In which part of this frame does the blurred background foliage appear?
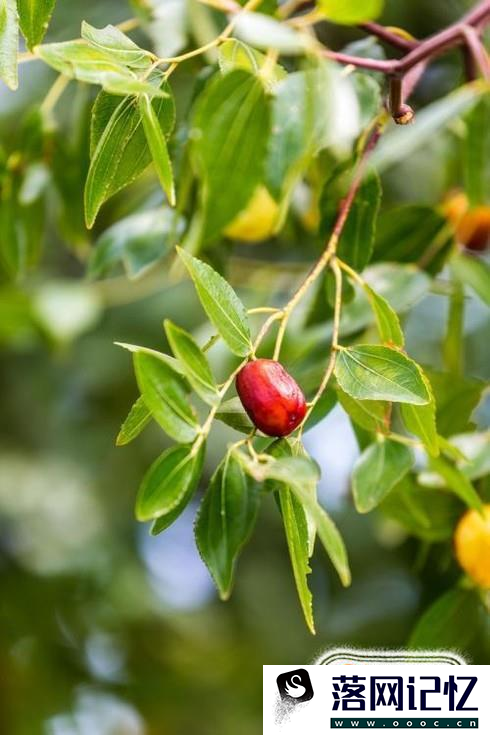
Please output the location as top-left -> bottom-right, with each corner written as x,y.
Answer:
0,0 -> 489,733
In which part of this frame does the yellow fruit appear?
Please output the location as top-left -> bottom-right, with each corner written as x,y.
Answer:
454,505 -> 490,589
224,186 -> 279,242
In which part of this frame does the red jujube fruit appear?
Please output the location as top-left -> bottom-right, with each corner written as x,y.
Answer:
236,359 -> 307,437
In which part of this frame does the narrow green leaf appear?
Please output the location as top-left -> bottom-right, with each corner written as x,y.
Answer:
36,41 -> 133,85
178,248 -> 252,356
463,92 -> 490,206
334,345 -> 431,405
427,369 -> 485,436
319,0 -> 384,24
401,372 -> 439,458
409,587 -> 482,650
216,397 -> 254,434
336,172 -> 381,271
195,453 -> 259,600
18,0 -> 55,50
218,38 -> 286,86
81,21 -> 153,69
266,70 -> 321,201
0,0 -> 18,90
116,395 -> 151,446
336,386 -> 389,433
380,476 -> 461,542
291,482 -> 351,588
372,205 -> 454,275
89,207 -> 185,279
115,342 -> 187,377
425,455 -> 483,512
233,11 -> 310,54
363,283 -> 404,347
136,442 -> 205,522
451,252 -> 490,306
352,438 -> 413,513
85,82 -> 175,227
278,486 -> 315,634
139,94 -> 175,206
164,320 -> 219,406
134,351 -> 199,443
236,450 -> 351,587
192,69 -> 271,241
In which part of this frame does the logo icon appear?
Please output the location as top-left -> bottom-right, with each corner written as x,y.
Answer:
277,669 -> 314,703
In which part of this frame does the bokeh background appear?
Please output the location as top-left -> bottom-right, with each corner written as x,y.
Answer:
0,1 -> 489,733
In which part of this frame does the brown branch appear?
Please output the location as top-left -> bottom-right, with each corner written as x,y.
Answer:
323,0 -> 490,75
359,22 -> 417,51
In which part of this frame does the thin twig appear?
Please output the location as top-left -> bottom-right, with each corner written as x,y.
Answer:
461,25 -> 490,80
359,22 -> 417,51
272,117 -> 384,361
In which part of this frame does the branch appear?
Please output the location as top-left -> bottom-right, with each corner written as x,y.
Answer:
272,119 -> 384,361
323,0 -> 490,76
359,22 -> 417,51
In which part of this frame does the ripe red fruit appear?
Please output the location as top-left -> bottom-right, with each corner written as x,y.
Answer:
236,359 -> 307,437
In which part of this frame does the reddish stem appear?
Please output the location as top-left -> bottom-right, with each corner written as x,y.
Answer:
323,0 -> 490,76
359,21 -> 417,51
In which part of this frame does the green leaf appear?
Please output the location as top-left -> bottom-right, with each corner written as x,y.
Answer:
116,395 -> 151,446
138,94 -> 175,206
401,373 -> 439,458
380,476 -> 462,542
372,205 -> 454,275
334,345 -> 431,405
218,39 -> 286,86
236,450 -> 351,587
319,0 -> 384,24
338,263 -> 431,338
463,92 -> 490,206
409,587 -> 482,650
85,82 -> 175,227
134,351 -> 199,443
0,0 -> 18,90
371,84 -> 484,172
192,69 -> 271,241
353,438 -> 413,513
195,453 -> 259,600
18,0 -> 55,50
216,397 -> 254,434
336,386 -> 389,433
233,11 -> 310,54
363,283 -> 404,348
292,482 -> 351,588
278,486 -> 315,634
266,70 -> 322,201
115,342 -> 187,377
425,455 -> 483,512
81,21 -> 154,69
136,442 -> 205,522
451,252 -> 490,306
89,207 -> 185,279
164,320 -> 219,406
178,249 -> 252,356
427,369 -> 485,436
335,172 -> 381,271
0,170 -> 45,278
36,41 -> 156,90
